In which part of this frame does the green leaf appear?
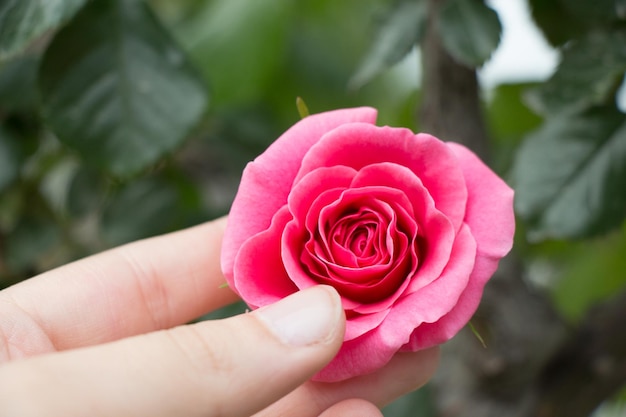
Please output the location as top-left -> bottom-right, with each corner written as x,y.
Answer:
619,0 -> 626,19
101,177 -> 179,246
560,0 -> 625,24
528,0 -> 586,47
513,106 -> 626,240
296,96 -> 310,119
198,300 -> 247,321
0,0 -> 87,61
39,0 -> 208,178
0,126 -> 22,192
5,210 -> 60,273
101,172 -> 203,246
468,321 -> 487,348
526,30 -> 626,115
66,166 -> 107,218
528,0 -> 625,47
0,54 -> 40,111
437,0 -> 502,68
348,0 -> 427,90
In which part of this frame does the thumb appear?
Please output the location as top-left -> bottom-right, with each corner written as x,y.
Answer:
0,286 -> 345,417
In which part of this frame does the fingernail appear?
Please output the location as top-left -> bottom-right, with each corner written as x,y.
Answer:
254,286 -> 342,347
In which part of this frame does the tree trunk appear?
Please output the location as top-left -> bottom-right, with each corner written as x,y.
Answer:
419,0 -> 489,160
534,289 -> 626,417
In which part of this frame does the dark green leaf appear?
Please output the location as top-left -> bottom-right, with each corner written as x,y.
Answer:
0,126 -> 22,192
526,30 -> 626,115
66,166 -> 107,218
39,0 -> 208,177
0,54 -> 40,111
198,301 -> 247,321
0,0 -> 87,61
5,211 -> 60,273
560,0 -> 624,24
437,0 -> 501,67
528,0 -> 624,47
528,0 -> 586,46
619,0 -> 626,19
101,177 -> 180,246
513,106 -> 626,240
101,172 -> 203,246
349,0 -> 427,90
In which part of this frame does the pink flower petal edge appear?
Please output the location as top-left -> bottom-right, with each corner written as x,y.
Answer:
401,142 -> 515,349
222,107 -> 378,284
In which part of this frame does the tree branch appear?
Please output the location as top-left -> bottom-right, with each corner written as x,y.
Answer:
419,0 -> 490,160
534,289 -> 626,417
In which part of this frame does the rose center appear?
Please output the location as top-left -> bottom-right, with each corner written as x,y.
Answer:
331,210 -> 382,262
350,228 -> 369,255
299,188 -> 420,303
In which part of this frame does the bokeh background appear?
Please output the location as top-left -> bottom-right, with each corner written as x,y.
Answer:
1,0 -> 625,416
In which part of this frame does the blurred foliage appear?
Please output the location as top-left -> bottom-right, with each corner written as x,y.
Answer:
39,0 -> 208,177
516,0 -> 626,241
349,0 -> 427,90
437,0 -> 502,67
1,0 -> 626,415
0,0 -> 88,60
513,105 -> 626,240
551,224 -> 626,322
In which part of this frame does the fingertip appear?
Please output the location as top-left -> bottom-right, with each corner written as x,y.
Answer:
253,286 -> 345,349
319,399 -> 383,417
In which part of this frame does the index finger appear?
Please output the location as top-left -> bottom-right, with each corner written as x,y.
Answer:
0,217 -> 238,358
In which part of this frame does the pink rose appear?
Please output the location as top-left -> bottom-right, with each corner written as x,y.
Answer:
221,107 -> 515,382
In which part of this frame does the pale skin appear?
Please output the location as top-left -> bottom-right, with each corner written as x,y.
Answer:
0,217 -> 439,417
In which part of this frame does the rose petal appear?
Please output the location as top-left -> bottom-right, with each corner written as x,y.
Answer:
314,225 -> 477,382
447,142 -> 515,259
400,144 -> 515,348
302,188 -> 418,303
313,332 -> 385,382
222,107 -> 378,280
344,309 -> 389,341
401,253 -> 499,350
282,220 -> 321,291
295,124 -> 468,232
288,165 -> 357,227
377,224 -> 476,338
283,178 -> 350,294
233,206 -> 298,308
349,162 -> 456,296
328,209 -> 389,267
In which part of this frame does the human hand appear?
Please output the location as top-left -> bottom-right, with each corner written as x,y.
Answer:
0,217 -> 439,417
